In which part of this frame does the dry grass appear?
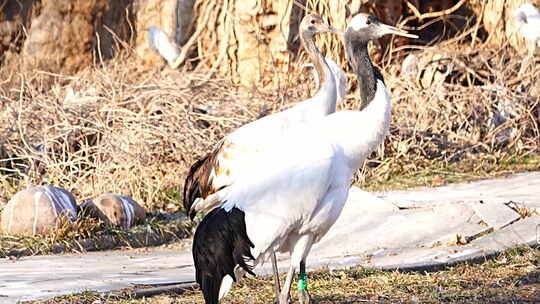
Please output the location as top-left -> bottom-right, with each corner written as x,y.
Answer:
0,50 -> 311,254
0,212 -> 193,258
1,46 -> 538,207
356,43 -> 540,188
30,246 -> 540,303
0,55 -> 277,211
0,24 -> 539,254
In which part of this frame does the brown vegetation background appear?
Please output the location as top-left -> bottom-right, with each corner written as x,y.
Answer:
0,0 -> 539,214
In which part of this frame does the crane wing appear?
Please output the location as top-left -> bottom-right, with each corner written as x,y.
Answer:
184,57 -> 341,218
220,137 -> 339,258
184,139 -> 261,217
184,104 -> 331,217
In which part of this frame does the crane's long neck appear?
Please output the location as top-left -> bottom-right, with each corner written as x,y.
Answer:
346,39 -> 378,108
300,31 -> 336,114
326,36 -> 391,172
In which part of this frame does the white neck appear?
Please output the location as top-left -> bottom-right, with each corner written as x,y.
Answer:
310,63 -> 338,115
324,79 -> 391,172
298,31 -> 338,116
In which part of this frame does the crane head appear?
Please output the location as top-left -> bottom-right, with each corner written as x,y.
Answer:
346,14 -> 418,41
300,14 -> 339,37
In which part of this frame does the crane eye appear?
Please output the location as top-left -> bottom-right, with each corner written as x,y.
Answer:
310,19 -> 316,25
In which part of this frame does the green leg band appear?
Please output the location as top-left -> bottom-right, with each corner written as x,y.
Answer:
297,273 -> 308,290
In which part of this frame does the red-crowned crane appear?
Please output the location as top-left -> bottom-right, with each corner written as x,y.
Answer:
183,14 -> 343,219
192,14 -> 417,304
149,13 -> 343,298
183,14 -> 343,298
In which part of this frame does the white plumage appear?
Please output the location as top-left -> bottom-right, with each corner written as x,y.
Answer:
305,57 -> 348,102
184,14 -> 345,219
192,13 -> 418,304
221,79 -> 391,258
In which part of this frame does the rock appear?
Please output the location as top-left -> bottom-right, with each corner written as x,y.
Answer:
81,194 -> 146,229
0,186 -> 78,236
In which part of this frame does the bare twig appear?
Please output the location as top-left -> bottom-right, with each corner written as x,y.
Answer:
407,0 -> 468,21
171,0 -> 216,69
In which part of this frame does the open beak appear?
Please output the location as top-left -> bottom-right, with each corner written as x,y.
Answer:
379,23 -> 419,39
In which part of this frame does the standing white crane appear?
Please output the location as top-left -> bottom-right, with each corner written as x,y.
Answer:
184,14 -> 343,298
192,13 -> 417,304
183,14 -> 343,220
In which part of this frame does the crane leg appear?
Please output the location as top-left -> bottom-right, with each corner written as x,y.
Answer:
277,233 -> 314,304
297,259 -> 310,304
278,263 -> 295,304
271,252 -> 282,302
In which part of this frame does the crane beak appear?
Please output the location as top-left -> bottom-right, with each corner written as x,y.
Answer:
379,23 -> 418,39
327,25 -> 340,34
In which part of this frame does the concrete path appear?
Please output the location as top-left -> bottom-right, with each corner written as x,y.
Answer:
1,172 -> 539,303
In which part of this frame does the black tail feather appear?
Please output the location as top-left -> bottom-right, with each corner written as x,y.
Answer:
183,140 -> 224,219
183,155 -> 209,216
193,207 -> 255,304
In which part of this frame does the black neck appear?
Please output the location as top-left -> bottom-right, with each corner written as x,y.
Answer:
345,38 -> 383,108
